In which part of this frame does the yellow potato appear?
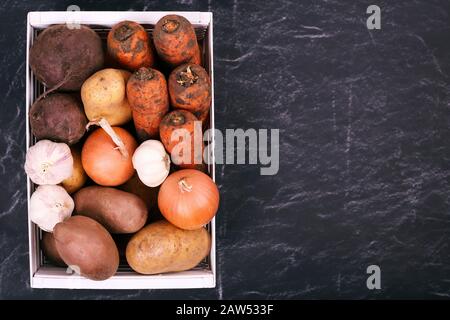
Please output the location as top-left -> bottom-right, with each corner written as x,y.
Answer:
126,220 -> 211,275
61,146 -> 87,194
81,68 -> 132,125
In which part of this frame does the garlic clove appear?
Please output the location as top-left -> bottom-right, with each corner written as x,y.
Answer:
29,185 -> 74,232
25,140 -> 73,185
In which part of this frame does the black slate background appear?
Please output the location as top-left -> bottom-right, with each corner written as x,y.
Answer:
1,0 -> 450,299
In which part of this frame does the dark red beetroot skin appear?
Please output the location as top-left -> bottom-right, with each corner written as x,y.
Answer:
30,24 -> 104,91
29,93 -> 87,145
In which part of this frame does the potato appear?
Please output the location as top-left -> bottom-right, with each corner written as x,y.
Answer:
74,186 -> 147,233
41,232 -> 66,267
61,146 -> 87,194
53,216 -> 119,280
126,220 -> 211,274
30,93 -> 87,145
30,25 -> 103,91
81,68 -> 132,125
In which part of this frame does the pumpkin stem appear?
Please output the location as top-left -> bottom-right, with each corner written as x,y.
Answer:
178,178 -> 193,193
86,118 -> 129,158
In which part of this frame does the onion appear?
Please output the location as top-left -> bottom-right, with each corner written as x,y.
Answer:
158,169 -> 219,230
81,121 -> 137,186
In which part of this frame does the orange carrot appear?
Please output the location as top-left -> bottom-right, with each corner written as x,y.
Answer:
126,67 -> 169,140
168,64 -> 211,120
196,108 -> 210,129
153,15 -> 200,67
188,43 -> 202,65
107,21 -> 154,70
159,110 -> 203,169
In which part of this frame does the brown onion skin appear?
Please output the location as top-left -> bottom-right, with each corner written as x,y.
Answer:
81,127 -> 137,186
158,169 -> 219,230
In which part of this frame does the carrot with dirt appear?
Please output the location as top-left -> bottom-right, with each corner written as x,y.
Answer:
196,108 -> 210,129
168,64 -> 211,120
159,110 -> 204,169
107,21 -> 154,70
188,42 -> 202,65
153,15 -> 200,67
127,67 -> 169,140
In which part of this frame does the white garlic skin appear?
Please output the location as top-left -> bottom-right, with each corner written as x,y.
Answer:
25,140 -> 73,185
132,140 -> 170,187
29,185 -> 74,232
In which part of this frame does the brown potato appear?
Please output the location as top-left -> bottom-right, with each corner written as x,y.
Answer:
41,232 -> 66,267
53,216 -> 119,281
74,186 -> 147,233
126,220 -> 211,274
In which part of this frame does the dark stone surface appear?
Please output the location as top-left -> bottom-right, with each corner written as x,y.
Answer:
1,0 -> 450,299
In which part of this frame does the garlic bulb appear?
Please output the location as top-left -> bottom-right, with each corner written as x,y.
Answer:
25,140 -> 73,185
132,140 -> 170,187
29,185 -> 74,232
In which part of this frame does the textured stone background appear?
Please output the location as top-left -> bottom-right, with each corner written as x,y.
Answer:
1,0 -> 450,299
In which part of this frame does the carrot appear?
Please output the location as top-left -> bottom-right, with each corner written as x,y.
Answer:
168,64 -> 211,120
159,110 -> 203,169
188,43 -> 202,65
153,15 -> 200,67
107,21 -> 154,70
127,67 -> 169,141
197,108 -> 210,129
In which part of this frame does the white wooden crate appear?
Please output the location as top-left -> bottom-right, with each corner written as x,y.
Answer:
26,11 -> 216,289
